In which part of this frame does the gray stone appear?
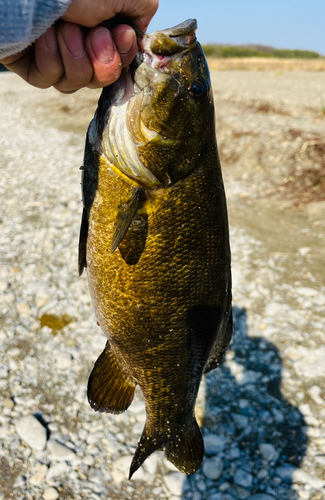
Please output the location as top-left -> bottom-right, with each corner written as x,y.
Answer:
234,469 -> 253,488
232,413 -> 248,429
204,434 -> 226,455
47,439 -> 75,461
235,486 -> 251,499
15,415 -> 47,451
259,443 -> 279,462
237,370 -> 262,385
275,464 -> 296,483
202,456 -> 224,480
247,495 -> 275,500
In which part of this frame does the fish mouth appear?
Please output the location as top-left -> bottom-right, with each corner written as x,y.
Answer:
133,18 -> 197,78
108,19 -> 198,106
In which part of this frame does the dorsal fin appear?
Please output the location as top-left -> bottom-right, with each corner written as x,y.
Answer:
78,208 -> 88,276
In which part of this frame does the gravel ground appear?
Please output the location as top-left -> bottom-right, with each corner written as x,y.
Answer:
0,71 -> 324,500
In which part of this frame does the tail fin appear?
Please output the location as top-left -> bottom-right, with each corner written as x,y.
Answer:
165,419 -> 204,474
129,425 -> 163,479
129,419 -> 204,479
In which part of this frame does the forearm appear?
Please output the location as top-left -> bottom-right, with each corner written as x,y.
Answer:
0,0 -> 71,58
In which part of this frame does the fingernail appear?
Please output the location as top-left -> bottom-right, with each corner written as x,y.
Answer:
92,27 -> 114,64
115,29 -> 134,56
62,24 -> 85,58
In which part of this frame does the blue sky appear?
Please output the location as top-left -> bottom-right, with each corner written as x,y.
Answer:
148,0 -> 325,54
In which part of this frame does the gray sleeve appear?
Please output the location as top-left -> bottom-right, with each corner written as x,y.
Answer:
0,0 -> 72,58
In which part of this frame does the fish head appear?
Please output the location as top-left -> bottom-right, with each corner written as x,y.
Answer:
98,19 -> 215,189
127,19 -> 214,187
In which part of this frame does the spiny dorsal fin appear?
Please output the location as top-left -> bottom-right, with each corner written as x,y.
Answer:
111,188 -> 146,254
78,208 -> 88,276
87,341 -> 136,414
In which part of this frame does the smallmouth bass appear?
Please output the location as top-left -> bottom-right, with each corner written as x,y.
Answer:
79,19 -> 232,478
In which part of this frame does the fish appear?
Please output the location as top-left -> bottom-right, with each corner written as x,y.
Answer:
78,18 -> 232,478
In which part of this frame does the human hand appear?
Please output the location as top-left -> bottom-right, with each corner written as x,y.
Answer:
0,0 -> 158,93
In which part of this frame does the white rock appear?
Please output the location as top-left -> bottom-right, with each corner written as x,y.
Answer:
298,247 -> 311,256
163,472 -> 185,496
15,415 -> 47,450
144,453 -> 158,475
46,463 -> 70,483
30,464 -> 48,486
56,353 -> 72,370
129,400 -> 146,414
91,333 -> 106,351
294,347 -> 325,378
234,469 -> 253,488
0,366 -> 8,379
86,431 -> 104,445
111,469 -> 124,484
259,443 -> 279,462
315,455 -> 325,466
308,386 -> 324,405
43,487 -> 59,500
292,469 -> 325,489
296,287 -> 318,297
204,434 -> 226,455
113,455 -> 133,476
202,456 -> 223,480
47,439 -> 75,461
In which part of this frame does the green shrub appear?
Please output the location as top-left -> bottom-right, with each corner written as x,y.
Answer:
201,44 -> 322,59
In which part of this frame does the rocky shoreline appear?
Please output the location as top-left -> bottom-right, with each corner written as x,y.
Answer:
0,71 -> 324,500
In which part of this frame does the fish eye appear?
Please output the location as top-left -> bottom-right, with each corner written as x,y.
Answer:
188,78 -> 208,103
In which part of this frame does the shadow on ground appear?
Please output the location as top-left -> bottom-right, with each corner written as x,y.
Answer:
183,306 -> 307,499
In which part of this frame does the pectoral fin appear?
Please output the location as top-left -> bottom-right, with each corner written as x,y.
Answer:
111,188 -> 146,254
87,341 -> 136,414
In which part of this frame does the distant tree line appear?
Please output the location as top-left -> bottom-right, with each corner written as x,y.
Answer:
201,44 -> 322,59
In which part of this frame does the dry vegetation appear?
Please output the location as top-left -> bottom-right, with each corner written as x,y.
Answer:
207,57 -> 325,71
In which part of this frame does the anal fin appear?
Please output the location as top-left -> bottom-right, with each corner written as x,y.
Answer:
87,341 -> 136,414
